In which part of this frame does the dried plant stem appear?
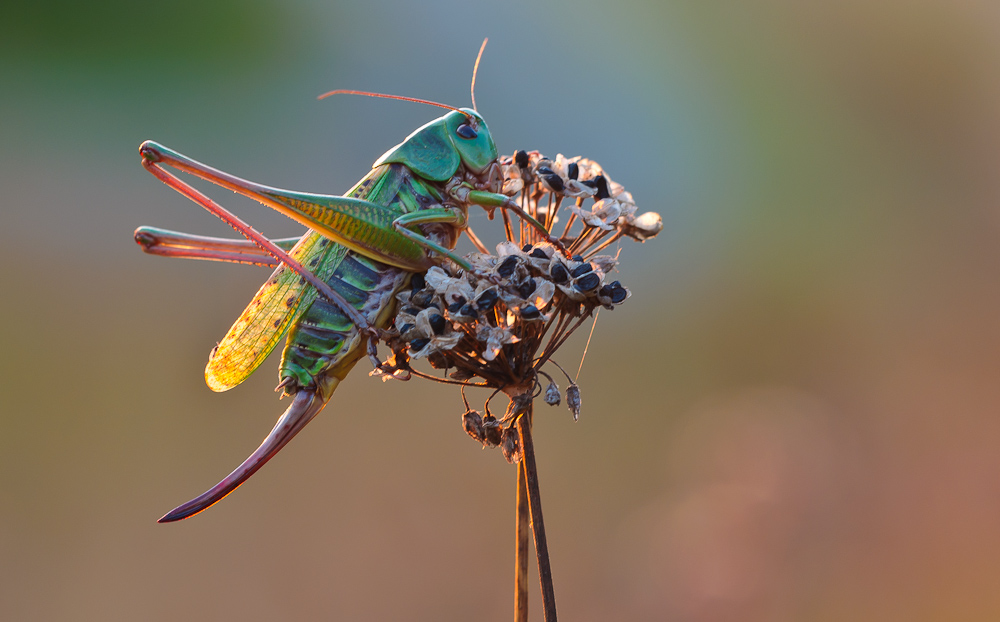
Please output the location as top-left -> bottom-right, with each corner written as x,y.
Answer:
514,460 -> 529,622
516,406 -> 558,621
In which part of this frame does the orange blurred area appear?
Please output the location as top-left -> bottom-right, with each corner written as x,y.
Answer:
3,1 -> 1000,620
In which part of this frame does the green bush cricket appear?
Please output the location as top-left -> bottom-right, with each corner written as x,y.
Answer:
136,42 -> 565,522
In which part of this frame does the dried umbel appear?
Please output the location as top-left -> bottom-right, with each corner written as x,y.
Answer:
379,151 -> 661,458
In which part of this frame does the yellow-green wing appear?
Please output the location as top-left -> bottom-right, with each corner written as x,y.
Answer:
203,164 -> 406,392
205,233 -> 347,392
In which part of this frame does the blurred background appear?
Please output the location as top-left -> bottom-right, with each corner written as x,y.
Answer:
3,1 -> 1000,620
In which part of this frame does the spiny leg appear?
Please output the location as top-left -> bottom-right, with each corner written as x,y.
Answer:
140,142 -> 381,345
135,226 -> 301,267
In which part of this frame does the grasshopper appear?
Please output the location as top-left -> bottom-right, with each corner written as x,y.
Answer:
137,57 -> 565,522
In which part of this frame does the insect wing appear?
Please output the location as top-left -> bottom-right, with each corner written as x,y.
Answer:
205,232 -> 348,392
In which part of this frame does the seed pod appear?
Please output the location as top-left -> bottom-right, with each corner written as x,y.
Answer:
482,414 -> 502,447
521,243 -> 533,253
574,272 -> 601,293
409,337 -> 430,352
497,255 -> 519,279
610,282 -> 629,304
520,304 -> 541,320
570,262 -> 593,278
593,175 -> 610,200
476,288 -> 499,311
539,173 -> 564,193
516,278 -> 536,299
410,272 -> 426,291
463,409 -> 485,443
514,149 -> 530,168
566,161 -> 579,180
529,248 -> 548,259
550,262 -> 570,284
544,380 -> 560,406
500,427 -> 522,463
453,304 -> 478,322
566,383 -> 581,421
428,313 -> 447,335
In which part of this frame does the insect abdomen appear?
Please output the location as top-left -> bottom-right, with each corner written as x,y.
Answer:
279,253 -> 407,394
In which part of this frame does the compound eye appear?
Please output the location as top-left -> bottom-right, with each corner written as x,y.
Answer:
456,123 -> 478,139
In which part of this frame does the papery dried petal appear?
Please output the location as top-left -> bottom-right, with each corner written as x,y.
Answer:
568,205 -> 615,231
530,280 -> 556,310
563,179 -> 596,198
621,211 -> 663,241
501,177 -> 524,196
496,240 -> 522,257
590,255 -> 618,274
476,324 -> 519,361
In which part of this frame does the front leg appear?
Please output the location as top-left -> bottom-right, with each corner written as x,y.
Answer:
391,207 -> 474,270
450,185 -> 569,254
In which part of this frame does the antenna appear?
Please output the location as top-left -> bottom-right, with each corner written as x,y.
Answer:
318,90 -> 472,122
471,38 -> 488,112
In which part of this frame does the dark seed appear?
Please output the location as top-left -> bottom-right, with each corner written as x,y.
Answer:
599,284 -> 614,298
514,150 -> 529,168
570,263 -> 593,277
536,166 -> 555,176
522,243 -> 533,252
410,273 -> 425,291
580,179 -> 598,190
459,304 -> 478,319
550,263 -> 570,283
574,273 -> 601,292
566,162 -> 579,180
517,278 -> 536,299
403,306 -> 421,316
409,338 -> 430,351
429,314 -> 446,335
448,300 -> 464,314
476,289 -> 499,311
609,280 -> 621,289
572,254 -> 584,263
610,286 -> 628,304
398,323 -> 414,335
520,304 -> 541,319
541,173 -> 564,193
530,248 -> 548,259
497,255 -> 518,278
593,175 -> 610,200
410,290 -> 434,307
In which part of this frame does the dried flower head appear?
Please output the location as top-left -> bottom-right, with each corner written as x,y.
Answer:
378,150 -> 661,457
